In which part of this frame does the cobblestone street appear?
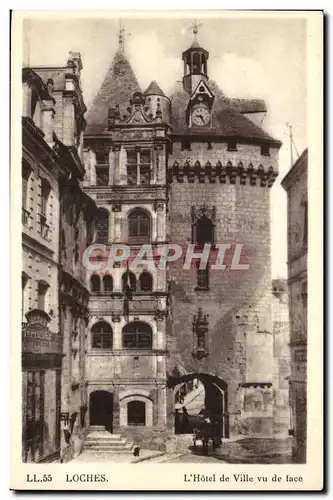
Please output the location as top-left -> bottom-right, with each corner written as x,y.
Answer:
70,437 -> 293,464
161,437 -> 294,464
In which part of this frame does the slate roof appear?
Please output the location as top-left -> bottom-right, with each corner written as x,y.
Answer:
84,46 -> 279,145
169,81 -> 280,145
143,80 -> 167,97
85,50 -> 141,135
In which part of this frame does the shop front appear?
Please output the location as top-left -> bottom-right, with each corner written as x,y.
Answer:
22,309 -> 62,463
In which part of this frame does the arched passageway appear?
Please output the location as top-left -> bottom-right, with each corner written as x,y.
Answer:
89,390 -> 114,432
167,372 -> 229,438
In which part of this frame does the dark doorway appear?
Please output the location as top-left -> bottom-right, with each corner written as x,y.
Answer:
168,373 -> 229,438
89,391 -> 113,432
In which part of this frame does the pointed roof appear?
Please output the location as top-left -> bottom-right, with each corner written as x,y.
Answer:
169,81 -> 281,146
143,80 -> 166,97
85,50 -> 141,135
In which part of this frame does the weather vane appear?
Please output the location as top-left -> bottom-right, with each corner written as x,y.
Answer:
189,20 -> 203,41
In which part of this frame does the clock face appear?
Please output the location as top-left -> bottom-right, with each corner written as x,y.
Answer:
192,106 -> 210,126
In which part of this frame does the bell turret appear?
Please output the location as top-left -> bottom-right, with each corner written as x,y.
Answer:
182,22 -> 209,94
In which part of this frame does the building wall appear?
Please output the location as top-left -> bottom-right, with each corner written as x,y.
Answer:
167,141 -> 278,435
22,56 -> 93,463
59,195 -> 92,462
22,153 -> 60,331
282,149 -> 308,463
83,123 -> 169,444
21,70 -> 62,462
271,281 -> 291,435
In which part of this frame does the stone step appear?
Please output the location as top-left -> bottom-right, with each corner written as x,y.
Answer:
83,448 -> 134,455
84,443 -> 134,453
86,433 -> 123,440
85,442 -> 132,449
85,440 -> 128,447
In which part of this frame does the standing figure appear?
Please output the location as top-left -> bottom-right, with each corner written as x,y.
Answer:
182,406 -> 191,434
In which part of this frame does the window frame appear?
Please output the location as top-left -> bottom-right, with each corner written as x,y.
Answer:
126,149 -> 152,185
22,160 -> 31,212
37,281 -> 49,311
122,321 -> 153,350
91,321 -> 113,350
192,215 -> 214,246
128,209 -> 151,243
96,208 -> 109,243
122,271 -> 136,292
139,271 -> 153,292
227,140 -> 237,152
127,400 -> 146,426
96,166 -> 109,186
40,178 -> 51,218
90,274 -> 101,294
102,274 -> 113,293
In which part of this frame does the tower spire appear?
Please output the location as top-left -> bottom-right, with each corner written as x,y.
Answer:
117,20 -> 131,55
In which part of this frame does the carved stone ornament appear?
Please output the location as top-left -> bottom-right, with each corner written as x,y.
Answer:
112,313 -> 121,323
112,202 -> 122,212
154,201 -> 164,212
154,308 -> 165,322
191,205 -> 216,224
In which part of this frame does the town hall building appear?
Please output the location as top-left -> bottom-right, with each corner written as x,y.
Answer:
82,25 -> 283,450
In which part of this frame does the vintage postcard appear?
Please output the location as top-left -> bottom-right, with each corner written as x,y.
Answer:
10,10 -> 323,491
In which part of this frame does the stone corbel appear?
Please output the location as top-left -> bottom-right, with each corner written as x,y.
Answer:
176,166 -> 184,183
112,313 -> 121,323
198,169 -> 205,183
154,201 -> 164,212
154,309 -> 165,322
238,162 -> 247,185
247,164 -> 257,186
227,162 -> 236,184
219,164 -> 227,184
267,167 -> 278,188
188,168 -> 195,183
112,202 -> 122,212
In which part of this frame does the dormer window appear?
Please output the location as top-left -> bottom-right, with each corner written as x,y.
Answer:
181,141 -> 191,151
227,140 -> 237,152
261,145 -> 270,156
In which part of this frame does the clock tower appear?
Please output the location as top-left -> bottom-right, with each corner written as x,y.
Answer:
182,22 -> 209,95
182,23 -> 214,128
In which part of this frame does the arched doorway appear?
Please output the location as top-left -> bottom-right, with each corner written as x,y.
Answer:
89,391 -> 113,432
168,372 -> 229,438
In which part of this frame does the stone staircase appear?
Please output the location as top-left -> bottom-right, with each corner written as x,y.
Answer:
181,384 -> 205,413
84,427 -> 134,454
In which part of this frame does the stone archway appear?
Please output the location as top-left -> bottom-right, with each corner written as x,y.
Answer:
167,372 -> 229,438
89,390 -> 114,432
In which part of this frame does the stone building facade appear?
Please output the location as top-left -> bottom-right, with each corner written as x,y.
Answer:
21,53 -> 96,462
82,29 -> 284,447
271,279 -> 291,434
22,67 -> 62,463
282,149 -> 308,463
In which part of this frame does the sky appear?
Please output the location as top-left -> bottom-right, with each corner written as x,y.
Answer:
23,14 -> 307,278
